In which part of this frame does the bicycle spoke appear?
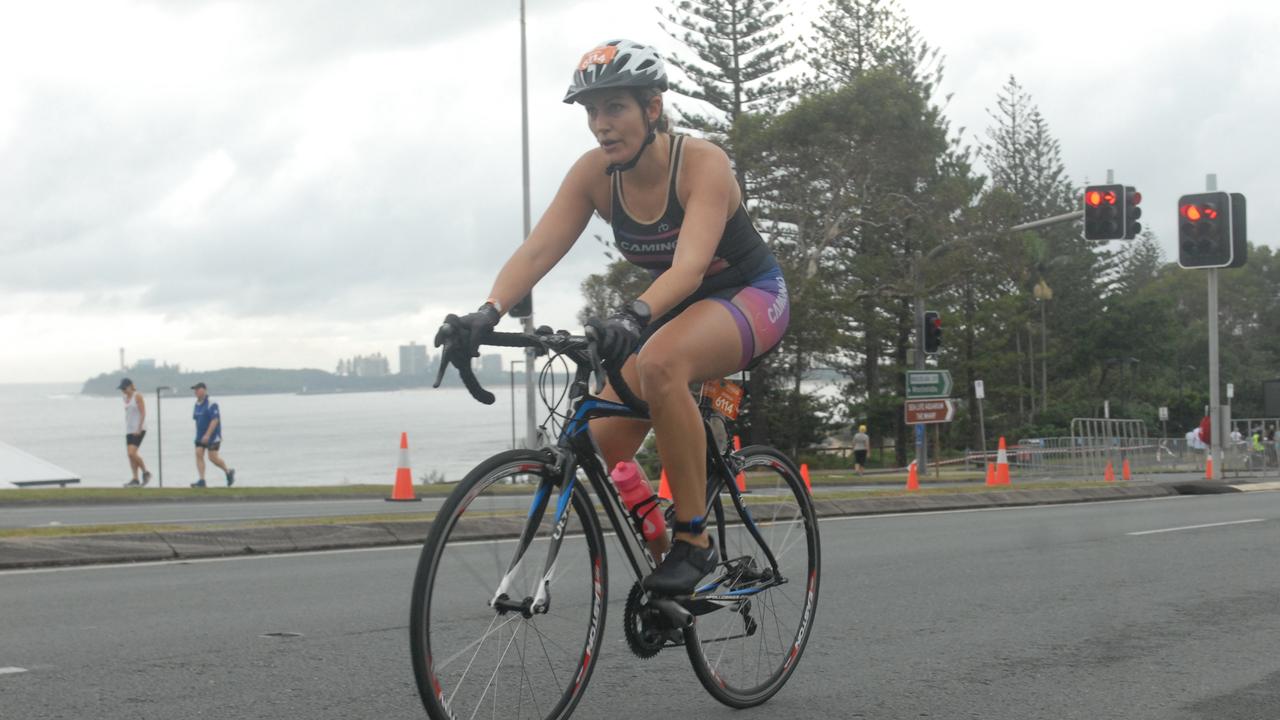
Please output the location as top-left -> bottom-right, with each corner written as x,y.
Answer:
412,453 -> 606,720
687,446 -> 818,708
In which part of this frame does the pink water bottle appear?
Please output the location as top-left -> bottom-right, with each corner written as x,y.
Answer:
611,461 -> 667,555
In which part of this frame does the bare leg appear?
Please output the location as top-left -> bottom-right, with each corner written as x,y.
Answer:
588,354 -> 666,557
636,300 -> 743,548
208,450 -> 230,474
195,447 -> 207,480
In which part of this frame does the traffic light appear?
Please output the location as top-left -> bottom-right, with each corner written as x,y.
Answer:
1177,192 -> 1232,268
1123,186 -> 1142,239
1229,193 -> 1248,268
923,311 -> 942,354
509,292 -> 533,318
1083,184 -> 1125,240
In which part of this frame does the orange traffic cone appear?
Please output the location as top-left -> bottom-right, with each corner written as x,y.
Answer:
799,463 -> 812,493
1121,458 -> 1132,482
1204,456 -> 1213,479
985,460 -> 996,486
658,468 -> 673,500
906,460 -> 920,491
1104,460 -> 1116,483
387,432 -> 420,502
995,437 -> 1011,486
732,436 -> 748,492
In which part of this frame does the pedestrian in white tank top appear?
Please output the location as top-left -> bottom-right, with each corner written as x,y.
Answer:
119,378 -> 152,487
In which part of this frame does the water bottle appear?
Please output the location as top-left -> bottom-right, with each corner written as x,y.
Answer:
610,461 -> 668,557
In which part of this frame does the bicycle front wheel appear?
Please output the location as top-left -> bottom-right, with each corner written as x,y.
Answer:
685,444 -> 820,708
410,450 -> 607,720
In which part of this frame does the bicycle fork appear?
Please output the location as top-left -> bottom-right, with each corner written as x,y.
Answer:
490,463 -> 577,617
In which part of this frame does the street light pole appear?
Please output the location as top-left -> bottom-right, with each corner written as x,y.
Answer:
518,0 -> 538,450
155,386 -> 172,488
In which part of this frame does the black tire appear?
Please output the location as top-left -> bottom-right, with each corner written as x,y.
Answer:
684,444 -> 821,708
410,450 -> 608,720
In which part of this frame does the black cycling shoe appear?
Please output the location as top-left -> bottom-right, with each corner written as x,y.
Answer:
642,537 -> 718,596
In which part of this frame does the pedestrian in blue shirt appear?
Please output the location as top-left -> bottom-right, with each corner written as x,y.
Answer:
191,382 -> 236,488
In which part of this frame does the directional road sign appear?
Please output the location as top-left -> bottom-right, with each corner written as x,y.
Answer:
905,398 -> 956,424
906,370 -> 953,399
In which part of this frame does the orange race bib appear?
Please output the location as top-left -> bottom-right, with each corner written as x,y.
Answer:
701,379 -> 744,420
578,45 -> 618,70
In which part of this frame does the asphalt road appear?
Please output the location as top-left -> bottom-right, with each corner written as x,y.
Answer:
4,491 -> 1280,719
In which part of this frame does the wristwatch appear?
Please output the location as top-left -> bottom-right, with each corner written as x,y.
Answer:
627,299 -> 652,327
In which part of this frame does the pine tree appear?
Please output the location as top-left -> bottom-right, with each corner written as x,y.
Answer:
803,0 -> 941,94
658,0 -> 794,137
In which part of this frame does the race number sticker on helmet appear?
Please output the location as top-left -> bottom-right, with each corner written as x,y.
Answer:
578,45 -> 618,70
563,39 -> 668,104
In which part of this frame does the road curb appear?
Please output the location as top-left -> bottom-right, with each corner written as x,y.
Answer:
0,483 -> 1182,570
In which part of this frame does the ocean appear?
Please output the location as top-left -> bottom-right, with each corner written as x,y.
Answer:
0,382 -> 534,489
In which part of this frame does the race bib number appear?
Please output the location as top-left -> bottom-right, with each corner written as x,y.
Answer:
701,379 -> 743,420
578,45 -> 618,70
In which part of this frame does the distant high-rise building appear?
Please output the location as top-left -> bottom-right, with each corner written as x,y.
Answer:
136,358 -> 157,370
399,343 -> 428,376
350,352 -> 390,377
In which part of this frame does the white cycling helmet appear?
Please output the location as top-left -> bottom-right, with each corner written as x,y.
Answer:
563,39 -> 668,104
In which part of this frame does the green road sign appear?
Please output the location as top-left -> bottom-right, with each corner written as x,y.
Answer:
906,370 -> 952,399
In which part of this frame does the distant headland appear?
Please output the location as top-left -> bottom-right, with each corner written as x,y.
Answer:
80,356 -> 529,397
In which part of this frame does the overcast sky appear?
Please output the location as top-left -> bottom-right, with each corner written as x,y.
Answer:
1,0 -> 1275,383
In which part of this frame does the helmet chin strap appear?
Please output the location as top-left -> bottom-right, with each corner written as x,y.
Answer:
605,112 -> 658,176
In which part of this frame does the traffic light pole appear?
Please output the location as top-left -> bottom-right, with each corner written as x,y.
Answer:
913,251 -> 927,473
1206,173 -> 1223,479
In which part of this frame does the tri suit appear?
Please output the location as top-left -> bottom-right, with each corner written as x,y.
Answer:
609,134 -> 789,370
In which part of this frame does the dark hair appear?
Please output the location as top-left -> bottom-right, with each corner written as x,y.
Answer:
631,87 -> 670,133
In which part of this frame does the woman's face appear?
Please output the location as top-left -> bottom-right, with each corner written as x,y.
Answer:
580,90 -> 658,164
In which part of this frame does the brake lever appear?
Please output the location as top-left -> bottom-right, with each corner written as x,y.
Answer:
432,324 -> 453,389
583,326 -> 607,394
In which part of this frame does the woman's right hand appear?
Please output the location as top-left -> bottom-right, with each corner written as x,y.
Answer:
435,303 -> 501,359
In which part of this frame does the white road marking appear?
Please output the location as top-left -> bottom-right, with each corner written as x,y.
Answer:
1127,518 -> 1266,536
0,667 -> 28,675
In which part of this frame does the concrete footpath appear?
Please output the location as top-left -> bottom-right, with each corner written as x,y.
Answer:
0,481 -> 1238,570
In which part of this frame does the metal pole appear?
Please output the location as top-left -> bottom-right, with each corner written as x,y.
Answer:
155,386 -> 171,488
1206,173 -> 1222,479
913,251 -> 927,472
1040,298 -> 1048,412
977,395 -> 987,464
510,363 -> 517,449
519,0 -> 537,449
1009,210 -> 1083,232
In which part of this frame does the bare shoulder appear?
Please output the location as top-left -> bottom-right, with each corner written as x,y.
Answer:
676,136 -> 738,207
679,136 -> 732,173
565,146 -> 612,213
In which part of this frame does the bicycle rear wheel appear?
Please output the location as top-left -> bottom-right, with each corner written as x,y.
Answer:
685,444 -> 820,708
410,450 -> 607,720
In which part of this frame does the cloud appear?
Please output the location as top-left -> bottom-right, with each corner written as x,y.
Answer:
3,0 -> 1276,381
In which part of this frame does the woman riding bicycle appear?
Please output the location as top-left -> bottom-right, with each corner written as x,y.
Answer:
438,39 -> 789,596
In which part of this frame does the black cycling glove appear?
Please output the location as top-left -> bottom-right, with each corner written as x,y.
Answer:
435,303 -> 501,360
586,300 -> 651,367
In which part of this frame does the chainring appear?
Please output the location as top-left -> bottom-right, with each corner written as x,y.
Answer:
623,582 -> 678,659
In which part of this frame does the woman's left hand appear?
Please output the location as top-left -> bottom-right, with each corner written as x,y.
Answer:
585,308 -> 644,366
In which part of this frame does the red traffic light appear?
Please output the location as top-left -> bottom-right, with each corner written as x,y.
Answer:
1084,189 -> 1117,206
1181,204 -> 1202,222
1130,191 -> 1142,205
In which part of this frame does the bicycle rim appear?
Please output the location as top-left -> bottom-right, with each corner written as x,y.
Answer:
410,450 -> 607,720
685,445 -> 820,708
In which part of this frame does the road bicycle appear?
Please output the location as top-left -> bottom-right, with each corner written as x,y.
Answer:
410,325 -> 820,720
